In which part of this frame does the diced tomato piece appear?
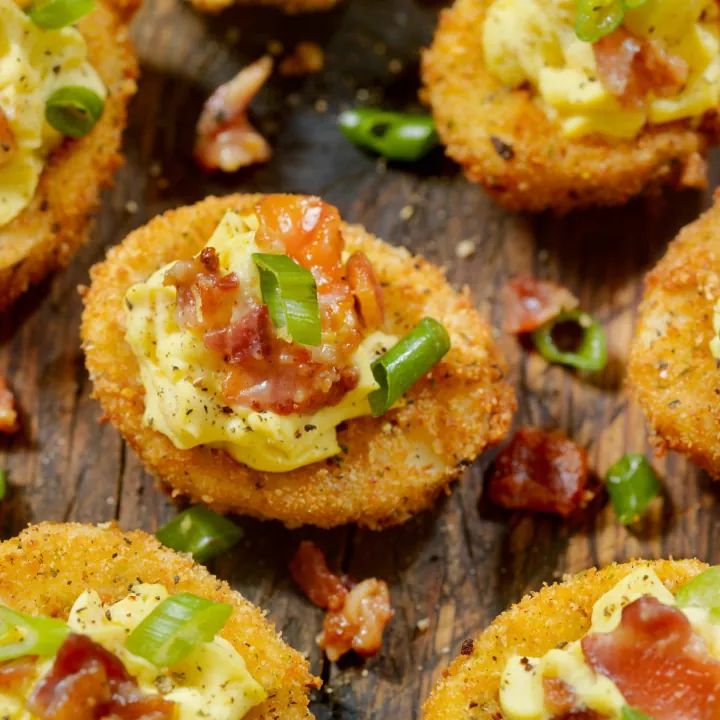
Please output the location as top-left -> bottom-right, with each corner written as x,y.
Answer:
582,596 -> 720,720
488,428 -> 590,517
501,277 -> 578,334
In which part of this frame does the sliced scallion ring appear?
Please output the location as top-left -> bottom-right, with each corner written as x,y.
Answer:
156,506 -> 243,563
0,606 -> 69,661
28,0 -> 95,28
605,453 -> 660,525
0,469 -> 7,501
45,86 -> 104,139
675,566 -> 720,620
621,707 -> 653,720
532,309 -> 607,371
252,253 -> 321,346
368,317 -> 451,417
125,593 -> 232,668
575,0 -> 624,42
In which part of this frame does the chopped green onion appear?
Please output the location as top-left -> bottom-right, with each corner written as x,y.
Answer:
676,567 -> 720,620
339,108 -> 438,162
605,453 -> 660,525
575,0 -> 649,43
621,708 -> 653,720
45,86 -> 104,139
28,0 -> 95,28
0,469 -> 7,501
0,606 -> 68,661
532,309 -> 607,371
125,593 -> 232,668
156,506 -> 243,563
368,317 -> 451,417
252,253 -> 321,346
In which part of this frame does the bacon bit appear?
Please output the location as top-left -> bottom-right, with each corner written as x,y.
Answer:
346,252 -> 384,330
594,28 -> 689,108
0,109 -> 16,168
582,596 -> 720,720
289,541 -> 393,662
29,634 -> 175,720
501,277 -> 578,335
488,427 -> 590,517
279,42 -> 325,77
204,306 -> 272,365
0,378 -> 18,435
0,657 -> 37,691
194,56 -> 273,173
544,678 -> 578,716
680,152 -> 709,190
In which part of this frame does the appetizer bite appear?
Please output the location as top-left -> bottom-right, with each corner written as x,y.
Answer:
423,558 -> 715,719
81,193 -> 514,528
422,0 -> 720,212
0,0 -> 138,309
0,522 -> 317,719
629,194 -> 720,478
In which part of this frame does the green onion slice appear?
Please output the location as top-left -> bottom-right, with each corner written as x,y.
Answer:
532,309 -> 608,372
338,108 -> 438,162
605,453 -> 660,525
575,0 -> 650,43
676,567 -> 720,620
252,253 -> 321,346
156,506 -> 243,563
621,707 -> 654,720
0,606 -> 69,661
45,86 -> 104,139
0,469 -> 7,501
28,0 -> 95,28
368,317 -> 451,417
125,593 -> 232,668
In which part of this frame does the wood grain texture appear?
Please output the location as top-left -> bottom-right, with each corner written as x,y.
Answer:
1,0 -> 720,717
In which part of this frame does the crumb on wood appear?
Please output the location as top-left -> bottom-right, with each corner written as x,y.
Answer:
280,42 -> 325,77
455,239 -> 476,259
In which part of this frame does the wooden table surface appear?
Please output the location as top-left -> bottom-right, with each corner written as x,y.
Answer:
3,0 -> 720,717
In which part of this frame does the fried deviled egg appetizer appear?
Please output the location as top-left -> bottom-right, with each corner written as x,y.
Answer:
0,522 -> 317,720
629,194 -> 720,478
0,0 -> 138,309
422,0 -> 720,212
422,558 -> 718,720
81,194 -> 514,528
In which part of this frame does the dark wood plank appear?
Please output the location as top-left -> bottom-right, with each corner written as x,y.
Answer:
1,0 -> 719,717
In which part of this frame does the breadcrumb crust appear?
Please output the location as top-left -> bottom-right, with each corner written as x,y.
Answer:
422,558 -> 706,719
0,522 -> 318,720
81,193 -> 515,529
421,0 -> 720,212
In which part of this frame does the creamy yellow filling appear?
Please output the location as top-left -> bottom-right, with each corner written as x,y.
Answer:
483,0 -> 720,139
499,569 -> 720,720
711,300 -> 720,359
0,584 -> 266,720
125,210 -> 397,473
0,0 -> 106,227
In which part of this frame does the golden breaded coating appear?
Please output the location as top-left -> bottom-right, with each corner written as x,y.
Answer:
629,195 -> 720,477
422,558 -> 706,720
421,0 -> 720,213
0,0 -> 138,311
189,0 -> 338,14
81,194 -> 514,529
0,522 -> 318,720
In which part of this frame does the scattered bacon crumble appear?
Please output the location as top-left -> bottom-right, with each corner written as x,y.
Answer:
594,28 -> 689,109
0,378 -> 19,435
194,56 -> 273,173
29,633 -> 175,720
488,427 -> 590,517
582,596 -> 720,720
289,541 -> 394,662
279,42 -> 325,77
0,109 -> 16,167
501,277 -> 578,335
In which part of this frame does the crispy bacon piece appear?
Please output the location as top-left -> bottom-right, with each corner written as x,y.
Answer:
289,541 -> 393,662
194,56 -> 273,172
582,596 -> 720,720
346,252 -> 384,330
594,28 -> 689,108
29,634 -> 175,720
204,305 -> 272,364
0,109 -> 16,168
487,427 -> 590,517
279,42 -> 325,77
501,277 -> 578,335
0,377 -> 19,435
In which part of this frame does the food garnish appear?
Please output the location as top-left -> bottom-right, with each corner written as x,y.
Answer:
501,276 -> 579,335
0,606 -> 69,661
338,108 -> 438,161
155,506 -> 243,562
575,0 -> 650,43
289,541 -> 393,662
45,86 -> 105,139
488,427 -> 590,517
28,0 -> 96,29
194,56 -> 273,172
605,453 -> 660,525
